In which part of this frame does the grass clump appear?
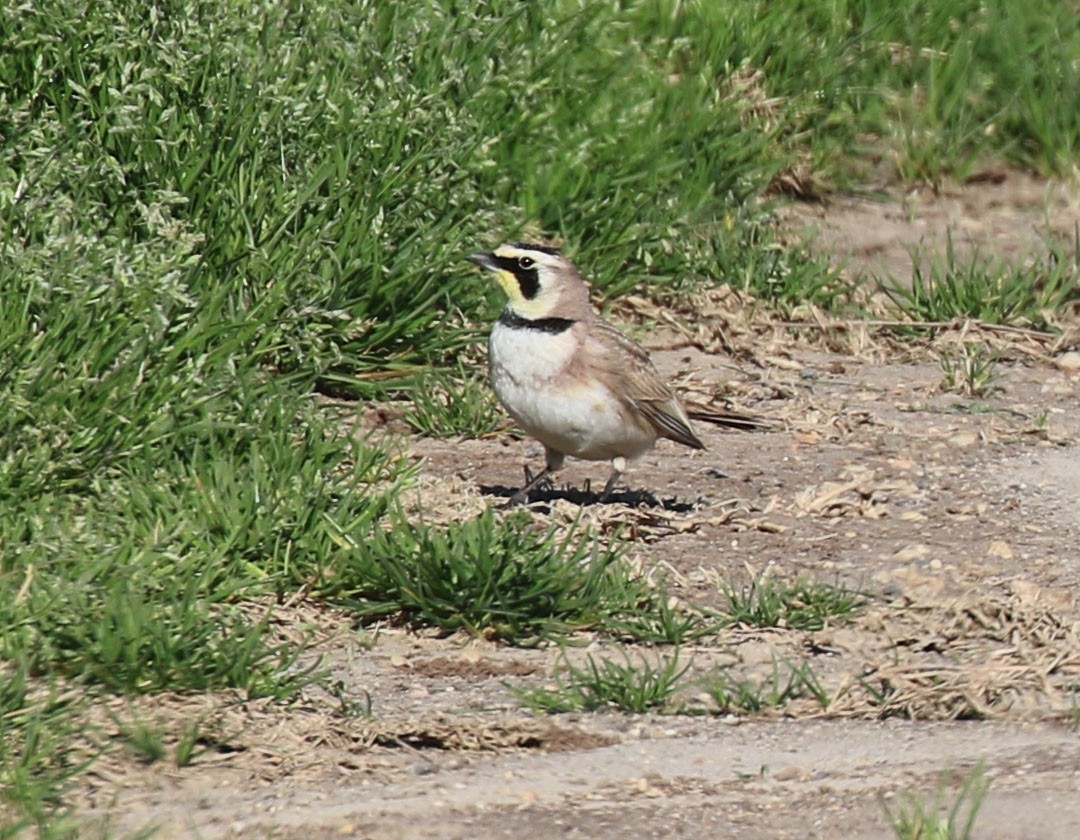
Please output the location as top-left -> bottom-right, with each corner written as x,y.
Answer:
174,719 -> 211,769
0,402 -> 402,697
118,718 -> 168,766
321,510 -> 651,645
718,576 -> 867,631
320,509 -> 717,647
715,214 -> 849,311
516,649 -> 689,714
939,343 -> 1000,398
604,595 -> 719,646
881,236 -> 1079,330
701,659 -> 830,716
514,652 -> 830,717
0,665 -> 86,836
6,561 -> 320,699
882,764 -> 991,840
401,362 -> 506,439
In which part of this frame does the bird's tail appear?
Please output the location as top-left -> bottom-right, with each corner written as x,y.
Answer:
685,403 -> 778,432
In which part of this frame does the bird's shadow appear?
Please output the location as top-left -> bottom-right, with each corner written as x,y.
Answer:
479,482 -> 698,513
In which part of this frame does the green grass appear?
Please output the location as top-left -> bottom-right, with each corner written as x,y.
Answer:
0,665 -> 86,837
0,398 -> 400,696
401,361 -> 506,439
939,343 -> 1001,398
316,509 -> 656,646
516,654 -> 831,716
881,235 -> 1079,329
882,765 -> 991,840
5,2 -> 1079,389
174,719 -> 208,769
717,576 -> 867,631
605,595 -> 719,645
701,659 -> 830,715
310,508 -> 718,646
515,649 -> 689,714
118,718 -> 168,766
110,712 -> 219,769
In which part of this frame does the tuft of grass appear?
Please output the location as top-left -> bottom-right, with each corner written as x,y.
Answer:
322,509 -> 652,646
604,595 -> 719,646
718,216 -> 849,311
881,764 -> 991,840
515,649 -> 689,714
880,235 -> 1079,330
717,576 -> 867,631
939,343 -> 1000,398
4,549 -> 326,699
173,720 -> 203,769
701,659 -> 830,715
0,664 -> 86,836
326,680 -> 376,722
119,719 -> 167,766
401,361 -> 506,439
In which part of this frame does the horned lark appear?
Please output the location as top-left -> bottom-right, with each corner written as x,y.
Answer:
467,242 -> 711,505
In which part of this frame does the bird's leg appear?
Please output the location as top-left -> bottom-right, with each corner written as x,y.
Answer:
505,467 -> 553,507
505,449 -> 565,508
522,464 -> 549,490
598,456 -> 627,503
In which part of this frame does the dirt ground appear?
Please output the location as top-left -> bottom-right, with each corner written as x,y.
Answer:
73,172 -> 1080,838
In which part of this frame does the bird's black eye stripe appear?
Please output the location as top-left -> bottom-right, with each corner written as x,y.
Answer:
515,265 -> 540,299
492,254 -> 541,299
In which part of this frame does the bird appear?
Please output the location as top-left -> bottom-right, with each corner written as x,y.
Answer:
467,241 -> 750,506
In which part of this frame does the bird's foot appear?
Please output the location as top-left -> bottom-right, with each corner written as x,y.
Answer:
522,465 -> 555,491
502,465 -> 555,508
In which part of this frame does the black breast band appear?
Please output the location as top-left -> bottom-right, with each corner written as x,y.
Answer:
497,310 -> 576,334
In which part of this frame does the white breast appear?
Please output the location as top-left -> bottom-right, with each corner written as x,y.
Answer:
488,322 -> 656,462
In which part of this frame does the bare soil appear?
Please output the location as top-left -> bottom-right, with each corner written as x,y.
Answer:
74,173 -> 1080,838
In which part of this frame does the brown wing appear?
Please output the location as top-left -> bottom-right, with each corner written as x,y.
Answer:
585,320 -> 705,450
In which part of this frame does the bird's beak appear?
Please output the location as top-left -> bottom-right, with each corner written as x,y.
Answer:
467,252 -> 497,272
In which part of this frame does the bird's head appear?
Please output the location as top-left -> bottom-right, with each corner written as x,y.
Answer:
467,242 -> 591,320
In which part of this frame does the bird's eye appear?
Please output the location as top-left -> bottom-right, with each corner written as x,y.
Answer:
517,257 -> 535,270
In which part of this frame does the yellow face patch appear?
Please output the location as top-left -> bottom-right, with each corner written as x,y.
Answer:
481,244 -> 560,319
499,283 -> 555,319
493,270 -> 550,319
494,269 -> 523,302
